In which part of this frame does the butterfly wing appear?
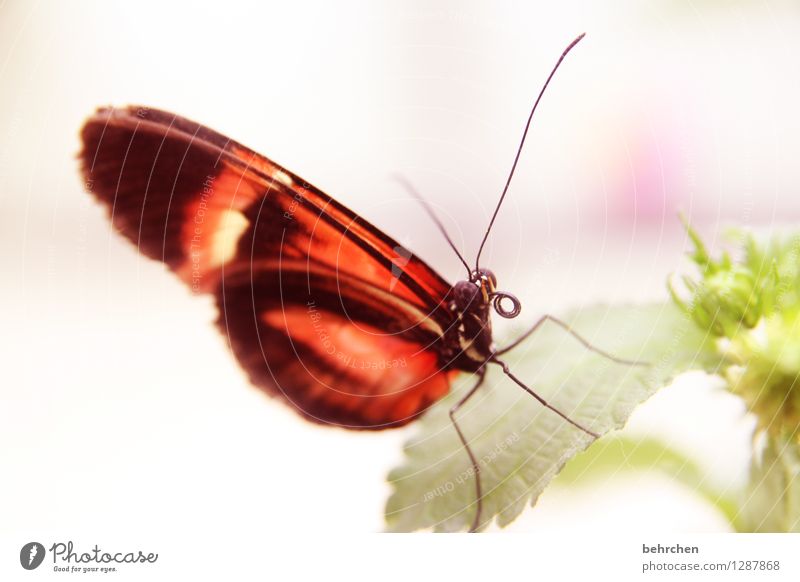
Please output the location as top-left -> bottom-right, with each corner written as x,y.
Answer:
80,106 -> 459,428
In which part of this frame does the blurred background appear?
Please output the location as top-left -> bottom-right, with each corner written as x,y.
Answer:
1,0 -> 798,551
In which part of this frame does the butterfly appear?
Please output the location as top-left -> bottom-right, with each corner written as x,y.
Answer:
79,33 -> 639,531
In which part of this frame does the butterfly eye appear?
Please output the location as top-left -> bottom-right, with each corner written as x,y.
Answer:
481,269 -> 498,289
472,268 -> 497,289
492,291 -> 521,319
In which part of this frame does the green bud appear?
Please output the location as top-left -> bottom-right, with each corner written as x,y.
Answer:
670,221 -> 800,438
724,308 -> 800,439
669,221 -> 763,337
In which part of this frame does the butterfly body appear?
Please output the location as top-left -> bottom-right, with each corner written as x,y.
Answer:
440,277 -> 499,372
79,106 -> 509,431
78,35 -> 617,532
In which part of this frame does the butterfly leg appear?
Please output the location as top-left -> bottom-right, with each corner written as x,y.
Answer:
448,366 -> 488,533
490,356 -> 599,439
494,314 -> 647,366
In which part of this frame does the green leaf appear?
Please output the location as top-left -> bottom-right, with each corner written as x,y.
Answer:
736,435 -> 800,532
385,302 -> 724,532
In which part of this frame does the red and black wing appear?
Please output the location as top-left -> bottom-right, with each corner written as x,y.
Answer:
79,106 -> 460,429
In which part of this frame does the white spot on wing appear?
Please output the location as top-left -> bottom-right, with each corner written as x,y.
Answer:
210,209 -> 249,267
273,169 -> 293,187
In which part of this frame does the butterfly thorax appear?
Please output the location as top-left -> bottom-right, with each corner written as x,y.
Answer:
441,268 -> 523,372
442,279 -> 496,372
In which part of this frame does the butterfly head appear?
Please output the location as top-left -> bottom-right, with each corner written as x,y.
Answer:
457,268 -> 521,320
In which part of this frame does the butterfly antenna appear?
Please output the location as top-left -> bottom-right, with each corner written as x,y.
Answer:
392,174 -> 472,277
474,33 -> 586,272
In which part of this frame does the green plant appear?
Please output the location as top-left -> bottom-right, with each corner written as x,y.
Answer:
385,221 -> 800,532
